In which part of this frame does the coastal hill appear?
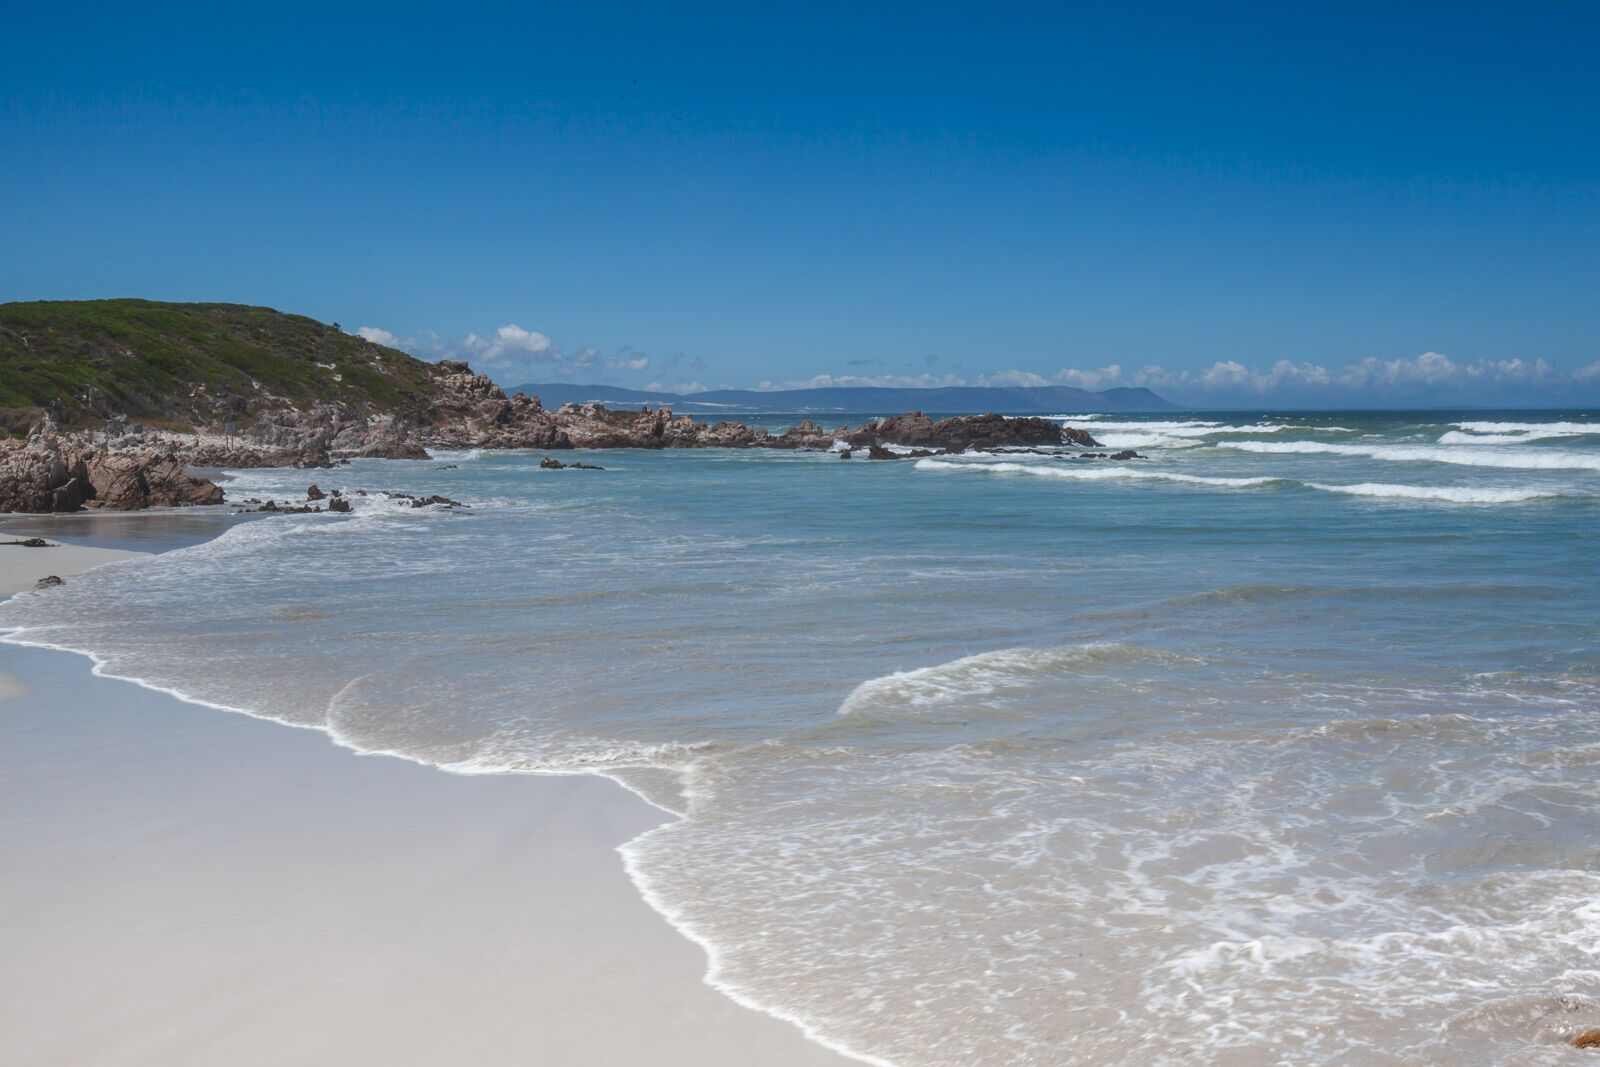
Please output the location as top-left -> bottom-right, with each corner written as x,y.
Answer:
512,381 -> 1177,414
0,299 -> 441,434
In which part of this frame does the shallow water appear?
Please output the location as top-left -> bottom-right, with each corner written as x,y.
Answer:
4,409 -> 1598,1064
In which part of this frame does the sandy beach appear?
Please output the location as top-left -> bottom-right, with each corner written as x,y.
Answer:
0,526 -> 847,1066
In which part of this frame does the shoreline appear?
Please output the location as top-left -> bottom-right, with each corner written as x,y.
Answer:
0,516 -> 853,1066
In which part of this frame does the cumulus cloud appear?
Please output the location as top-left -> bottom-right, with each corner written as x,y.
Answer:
348,322 -> 658,385
1049,365 -> 1124,391
753,352 -> 1599,404
354,326 -> 401,347
1115,352 -> 1582,403
1011,350 -> 1587,404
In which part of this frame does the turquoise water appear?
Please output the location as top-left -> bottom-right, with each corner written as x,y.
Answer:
4,410 -> 1598,1064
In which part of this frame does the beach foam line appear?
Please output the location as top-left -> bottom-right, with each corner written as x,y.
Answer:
616,814 -> 899,1067
1219,440 -> 1600,471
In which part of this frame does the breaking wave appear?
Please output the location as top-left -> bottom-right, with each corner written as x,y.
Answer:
1304,482 -> 1572,504
1220,439 -> 1600,471
915,458 -> 1281,489
917,458 -> 1576,505
835,644 -> 1201,722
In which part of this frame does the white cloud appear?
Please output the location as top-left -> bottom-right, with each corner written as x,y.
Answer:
347,322 -> 658,384
1100,352 -> 1592,403
486,324 -> 553,354
456,324 -> 561,376
1051,364 -> 1124,391
354,326 -> 401,347
757,352 -> 1600,404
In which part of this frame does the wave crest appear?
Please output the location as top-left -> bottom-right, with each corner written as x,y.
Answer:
836,644 -> 1200,722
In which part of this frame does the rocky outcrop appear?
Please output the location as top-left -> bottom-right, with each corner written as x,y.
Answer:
844,412 -> 1099,451
547,403 -> 766,449
767,420 -> 845,451
0,432 -> 90,512
0,429 -> 222,513
1061,426 -> 1100,447
83,451 -> 224,509
354,433 -> 432,460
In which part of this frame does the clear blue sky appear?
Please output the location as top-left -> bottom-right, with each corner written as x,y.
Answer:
4,2 -> 1597,404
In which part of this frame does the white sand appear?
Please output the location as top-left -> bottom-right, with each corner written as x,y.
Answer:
0,559 -> 848,1065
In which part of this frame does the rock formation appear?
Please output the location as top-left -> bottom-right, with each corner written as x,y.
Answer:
843,412 -> 1099,451
0,429 -> 222,512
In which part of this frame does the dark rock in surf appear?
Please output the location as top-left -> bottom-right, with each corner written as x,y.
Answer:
847,412 -> 1086,452
1061,426 -> 1099,447
768,419 -> 841,451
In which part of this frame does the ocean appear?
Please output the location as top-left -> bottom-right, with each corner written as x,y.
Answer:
3,409 -> 1598,1065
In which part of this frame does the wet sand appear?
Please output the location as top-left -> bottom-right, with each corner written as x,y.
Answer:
0,524 -> 848,1066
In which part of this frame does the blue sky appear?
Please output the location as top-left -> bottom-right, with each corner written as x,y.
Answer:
4,2 -> 1597,405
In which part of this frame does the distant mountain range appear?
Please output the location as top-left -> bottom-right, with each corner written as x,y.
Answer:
508,382 -> 1178,414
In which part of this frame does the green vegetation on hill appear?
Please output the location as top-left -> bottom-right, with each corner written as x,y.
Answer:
0,299 -> 442,434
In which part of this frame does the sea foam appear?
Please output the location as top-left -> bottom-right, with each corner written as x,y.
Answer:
1221,439 -> 1600,471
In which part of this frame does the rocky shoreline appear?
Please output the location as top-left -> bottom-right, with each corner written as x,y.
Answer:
0,360 -> 1120,513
